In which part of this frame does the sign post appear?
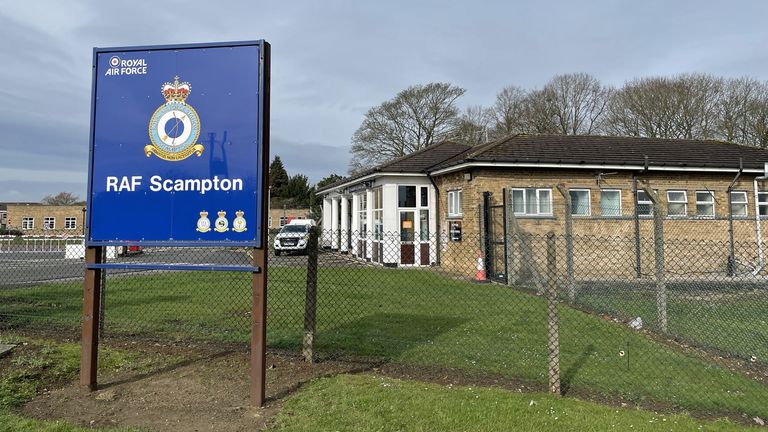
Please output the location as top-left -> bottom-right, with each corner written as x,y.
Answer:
82,40 -> 270,406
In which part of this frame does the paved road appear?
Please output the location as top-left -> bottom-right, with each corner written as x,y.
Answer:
0,248 -> 368,288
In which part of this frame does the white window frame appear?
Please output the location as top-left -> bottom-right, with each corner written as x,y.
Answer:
64,217 -> 77,230
568,189 -> 591,217
695,191 -> 715,218
636,190 -> 653,217
22,217 -> 34,230
759,192 -> 768,217
730,191 -> 748,218
600,189 -> 622,217
447,189 -> 463,218
43,216 -> 55,230
666,190 -> 688,218
511,188 -> 553,216
279,216 -> 289,227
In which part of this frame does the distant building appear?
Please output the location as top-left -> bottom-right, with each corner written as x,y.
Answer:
0,203 -> 85,235
268,207 -> 311,229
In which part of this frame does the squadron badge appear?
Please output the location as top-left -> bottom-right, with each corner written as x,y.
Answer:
214,210 -> 229,232
196,211 -> 211,233
144,76 -> 204,161
232,210 -> 247,232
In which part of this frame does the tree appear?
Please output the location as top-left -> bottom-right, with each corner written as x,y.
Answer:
284,174 -> 311,207
269,156 -> 289,197
452,105 -> 492,146
41,192 -> 80,205
542,73 -> 611,135
315,174 -> 344,189
487,85 -> 529,139
349,83 -> 465,173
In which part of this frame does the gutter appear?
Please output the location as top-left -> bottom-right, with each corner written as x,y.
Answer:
428,161 -> 765,177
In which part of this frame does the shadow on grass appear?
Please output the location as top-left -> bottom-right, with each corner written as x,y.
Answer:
316,312 -> 467,360
561,343 -> 595,395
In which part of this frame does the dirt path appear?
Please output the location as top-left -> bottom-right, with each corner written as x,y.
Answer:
22,348 -> 370,432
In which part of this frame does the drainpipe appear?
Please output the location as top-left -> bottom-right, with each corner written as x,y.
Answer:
727,158 -> 743,276
753,164 -> 768,275
427,172 -> 441,266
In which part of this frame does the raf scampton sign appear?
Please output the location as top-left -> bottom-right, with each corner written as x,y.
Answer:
86,41 -> 269,247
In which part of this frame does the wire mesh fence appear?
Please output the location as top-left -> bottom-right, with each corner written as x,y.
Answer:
1,201 -> 768,421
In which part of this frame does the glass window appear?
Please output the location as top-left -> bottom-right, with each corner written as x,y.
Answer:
420,187 -> 428,207
22,217 -> 34,230
569,189 -> 591,216
358,194 -> 368,238
695,191 -> 715,218
667,191 -> 688,217
64,217 -> 77,230
759,192 -> 768,217
511,188 -> 552,216
279,216 -> 288,227
447,190 -> 462,217
730,191 -> 748,217
420,209 -> 429,241
44,217 -> 55,230
400,212 -> 415,242
373,188 -> 383,241
636,190 -> 652,216
398,186 -> 416,208
600,190 -> 621,217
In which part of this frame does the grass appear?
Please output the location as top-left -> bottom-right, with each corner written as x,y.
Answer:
2,267 -> 768,419
0,336 -> 146,431
269,374 -> 760,432
575,286 -> 768,362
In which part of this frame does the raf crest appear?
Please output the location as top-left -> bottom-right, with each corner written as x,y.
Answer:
144,76 -> 204,161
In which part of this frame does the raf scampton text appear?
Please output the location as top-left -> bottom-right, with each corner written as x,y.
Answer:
106,175 -> 244,195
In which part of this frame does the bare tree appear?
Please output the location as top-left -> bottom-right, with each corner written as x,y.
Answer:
521,88 -> 560,134
487,86 -> 529,139
41,192 -> 80,205
452,105 -> 492,146
543,73 -> 611,135
349,83 -> 465,173
605,74 -> 723,140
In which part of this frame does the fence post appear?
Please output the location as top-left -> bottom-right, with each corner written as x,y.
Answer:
546,232 -> 561,395
556,185 -> 575,302
505,189 -> 516,286
303,226 -> 319,363
640,184 -> 668,334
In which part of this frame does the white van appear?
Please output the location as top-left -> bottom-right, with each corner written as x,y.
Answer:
273,219 -> 316,255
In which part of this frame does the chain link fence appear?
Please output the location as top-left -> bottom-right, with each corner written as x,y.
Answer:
2,199 -> 768,422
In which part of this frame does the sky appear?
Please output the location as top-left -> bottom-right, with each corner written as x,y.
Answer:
1,0 -> 768,202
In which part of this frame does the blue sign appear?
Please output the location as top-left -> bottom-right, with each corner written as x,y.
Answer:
86,41 -> 269,247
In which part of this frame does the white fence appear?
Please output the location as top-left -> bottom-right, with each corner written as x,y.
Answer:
0,235 -> 85,253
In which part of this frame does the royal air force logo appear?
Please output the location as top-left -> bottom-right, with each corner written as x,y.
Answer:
144,76 -> 205,161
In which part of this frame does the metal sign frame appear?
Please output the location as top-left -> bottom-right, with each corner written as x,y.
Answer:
80,40 -> 270,408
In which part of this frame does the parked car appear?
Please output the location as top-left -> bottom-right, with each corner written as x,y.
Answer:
118,244 -> 143,256
273,219 -> 316,256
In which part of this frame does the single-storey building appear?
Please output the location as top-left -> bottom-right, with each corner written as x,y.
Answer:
318,135 -> 768,275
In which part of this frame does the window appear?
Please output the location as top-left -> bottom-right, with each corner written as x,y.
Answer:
695,191 -> 715,218
420,209 -> 430,241
279,216 -> 288,227
447,190 -> 463,217
398,186 -> 416,207
511,188 -> 552,216
420,187 -> 429,207
759,192 -> 768,217
636,190 -> 653,216
268,216 -> 273,228
667,191 -> 688,217
358,193 -> 368,238
0,211 -> 7,225
600,190 -> 621,217
43,217 -> 55,230
22,217 -> 34,230
730,191 -> 748,217
569,189 -> 591,216
373,188 -> 383,241
64,217 -> 77,230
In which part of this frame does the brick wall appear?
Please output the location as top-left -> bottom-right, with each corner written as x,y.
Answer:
434,167 -> 768,279
5,204 -> 85,235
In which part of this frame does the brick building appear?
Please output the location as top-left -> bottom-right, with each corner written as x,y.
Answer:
0,203 -> 86,235
268,207 -> 312,229
319,135 -> 768,273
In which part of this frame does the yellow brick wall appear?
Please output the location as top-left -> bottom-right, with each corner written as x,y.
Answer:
5,205 -> 85,235
434,168 -> 768,278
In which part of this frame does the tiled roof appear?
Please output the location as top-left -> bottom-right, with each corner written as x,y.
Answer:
317,141 -> 471,192
433,134 -> 768,171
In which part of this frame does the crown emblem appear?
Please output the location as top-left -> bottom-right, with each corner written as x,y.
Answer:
217,210 -> 226,217
162,76 -> 191,103
235,210 -> 244,217
199,211 -> 208,217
